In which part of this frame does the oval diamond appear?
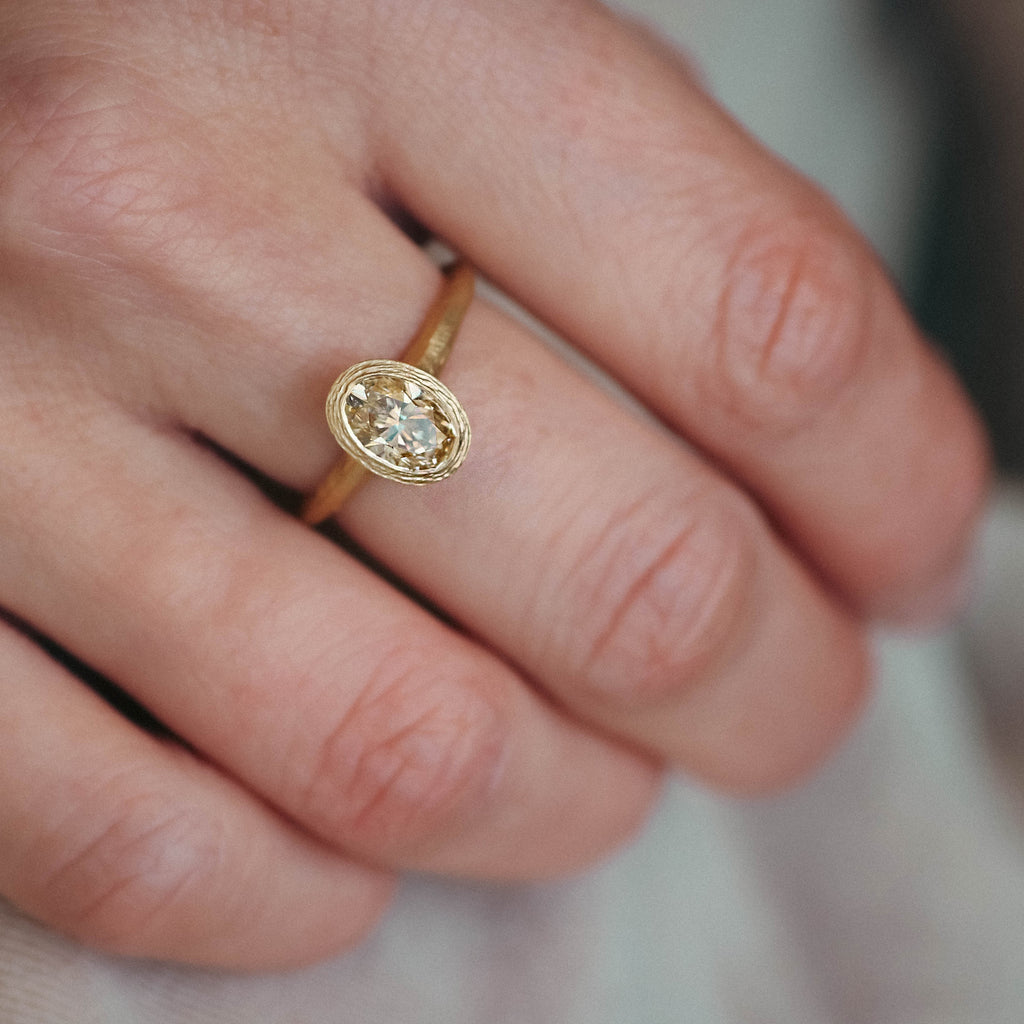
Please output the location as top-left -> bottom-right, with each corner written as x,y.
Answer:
346,375 -> 450,467
325,360 -> 470,484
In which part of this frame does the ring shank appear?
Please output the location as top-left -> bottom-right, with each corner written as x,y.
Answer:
400,261 -> 475,378
301,260 -> 475,525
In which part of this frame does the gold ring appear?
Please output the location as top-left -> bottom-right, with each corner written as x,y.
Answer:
302,261 -> 474,525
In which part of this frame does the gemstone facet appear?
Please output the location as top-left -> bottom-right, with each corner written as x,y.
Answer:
345,376 -> 451,470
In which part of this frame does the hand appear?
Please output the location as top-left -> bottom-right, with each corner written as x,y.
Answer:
0,0 -> 988,968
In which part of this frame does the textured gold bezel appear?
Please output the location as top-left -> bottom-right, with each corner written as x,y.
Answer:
324,359 -> 471,485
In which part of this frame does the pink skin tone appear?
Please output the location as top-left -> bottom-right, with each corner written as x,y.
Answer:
0,0 -> 988,968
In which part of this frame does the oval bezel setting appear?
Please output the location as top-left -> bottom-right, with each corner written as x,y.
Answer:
325,359 -> 471,485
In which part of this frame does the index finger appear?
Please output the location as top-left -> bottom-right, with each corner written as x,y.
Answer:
369,0 -> 989,623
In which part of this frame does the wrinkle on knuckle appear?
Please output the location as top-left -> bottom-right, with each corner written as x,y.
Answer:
38,788 -> 224,952
574,490 -> 752,705
0,54 -> 206,266
705,217 -> 872,437
298,648 -> 507,854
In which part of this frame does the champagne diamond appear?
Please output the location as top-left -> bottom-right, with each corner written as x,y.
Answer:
325,359 -> 471,485
344,375 -> 452,470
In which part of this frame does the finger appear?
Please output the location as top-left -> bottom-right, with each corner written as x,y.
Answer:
0,619 -> 392,969
0,394 -> 658,879
367,0 -> 990,623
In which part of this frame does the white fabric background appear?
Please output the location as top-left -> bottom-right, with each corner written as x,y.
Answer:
3,2 -> 1023,1021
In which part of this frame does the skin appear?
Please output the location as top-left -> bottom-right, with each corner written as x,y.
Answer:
0,0 -> 989,969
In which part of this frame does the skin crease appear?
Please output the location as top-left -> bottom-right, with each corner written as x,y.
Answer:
0,0 -> 990,968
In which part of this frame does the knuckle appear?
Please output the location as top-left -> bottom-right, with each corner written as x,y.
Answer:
705,217 -> 873,436
0,54 -> 194,260
573,489 -> 753,704
38,788 -> 224,954
297,648 -> 507,854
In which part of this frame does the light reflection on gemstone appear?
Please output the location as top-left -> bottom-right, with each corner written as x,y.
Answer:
344,375 -> 453,471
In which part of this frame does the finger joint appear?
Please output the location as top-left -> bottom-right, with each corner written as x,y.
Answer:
297,646 -> 507,855
572,489 -> 753,704
706,216 -> 873,436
